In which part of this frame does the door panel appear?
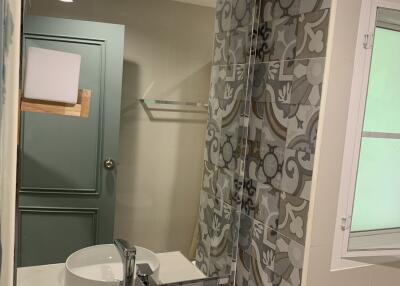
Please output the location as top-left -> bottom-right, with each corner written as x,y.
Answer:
21,38 -> 103,192
18,16 -> 124,267
19,208 -> 97,266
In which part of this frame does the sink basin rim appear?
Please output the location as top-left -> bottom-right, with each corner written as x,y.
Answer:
65,244 -> 121,283
65,244 -> 160,284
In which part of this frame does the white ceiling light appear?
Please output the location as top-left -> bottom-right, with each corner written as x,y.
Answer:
59,0 -> 74,3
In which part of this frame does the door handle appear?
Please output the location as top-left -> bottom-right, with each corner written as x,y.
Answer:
104,158 -> 116,170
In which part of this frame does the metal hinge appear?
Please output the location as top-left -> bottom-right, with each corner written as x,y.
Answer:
341,216 -> 352,231
363,33 -> 374,49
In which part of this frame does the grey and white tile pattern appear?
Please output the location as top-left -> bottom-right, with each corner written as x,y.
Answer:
299,0 -> 331,15
295,9 -> 330,59
274,233 -> 305,286
257,16 -> 298,63
198,0 -> 330,285
286,104 -> 319,154
254,183 -> 280,229
291,58 -> 325,105
258,0 -> 300,22
281,148 -> 314,200
277,192 -> 309,245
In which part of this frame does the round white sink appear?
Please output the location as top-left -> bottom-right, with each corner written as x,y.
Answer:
65,244 -> 160,286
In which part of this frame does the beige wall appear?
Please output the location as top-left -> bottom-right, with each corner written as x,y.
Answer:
304,0 -> 400,285
28,0 -> 215,257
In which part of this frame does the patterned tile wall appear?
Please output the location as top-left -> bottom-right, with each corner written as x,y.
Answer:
196,1 -> 331,285
236,0 -> 330,286
196,0 -> 258,278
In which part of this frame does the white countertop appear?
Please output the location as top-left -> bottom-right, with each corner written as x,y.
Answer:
17,263 -> 65,286
17,251 -> 206,286
152,251 -> 206,284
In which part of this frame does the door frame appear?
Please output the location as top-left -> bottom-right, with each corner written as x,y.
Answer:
0,0 -> 22,286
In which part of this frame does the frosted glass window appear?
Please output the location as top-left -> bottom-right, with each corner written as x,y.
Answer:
351,27 -> 400,233
352,138 -> 400,232
363,28 -> 400,133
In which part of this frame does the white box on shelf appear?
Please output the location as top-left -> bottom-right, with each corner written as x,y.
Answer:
24,47 -> 81,104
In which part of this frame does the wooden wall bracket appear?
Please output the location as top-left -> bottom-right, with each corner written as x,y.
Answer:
20,89 -> 91,118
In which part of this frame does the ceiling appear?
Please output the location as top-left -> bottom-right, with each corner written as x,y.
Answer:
169,0 -> 216,8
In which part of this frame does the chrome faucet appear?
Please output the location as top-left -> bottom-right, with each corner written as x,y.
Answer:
114,239 -> 137,286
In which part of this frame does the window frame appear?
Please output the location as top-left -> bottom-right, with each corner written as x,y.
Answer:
332,0 -> 400,269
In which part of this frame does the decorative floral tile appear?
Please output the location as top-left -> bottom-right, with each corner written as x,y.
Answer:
257,16 -> 298,63
265,61 -> 295,103
285,104 -> 319,154
261,102 -> 289,147
299,0 -> 331,14
204,118 -> 222,166
213,196 -> 232,234
204,1 -> 330,284
258,0 -> 300,22
202,161 -> 219,197
267,60 -> 295,83
231,210 -> 242,247
268,103 -> 301,122
219,106 -> 245,173
248,255 -> 277,286
295,9 -> 330,59
210,65 -> 226,100
255,183 -> 280,229
196,226 -> 211,276
221,80 -> 244,131
238,213 -> 253,253
251,63 -> 268,102
206,73 -> 224,166
209,244 -> 234,278
217,168 -> 242,207
245,104 -> 262,173
213,32 -> 230,65
251,220 -> 277,271
196,191 -> 215,275
223,64 -> 247,100
281,148 -> 314,201
215,0 -> 233,34
235,249 -> 252,286
231,0 -> 256,30
274,233 -> 305,286
252,61 -> 294,104
210,200 -> 235,277
219,130 -> 240,171
208,86 -> 223,122
245,151 -> 260,182
257,143 -> 285,189
241,178 -> 258,217
291,58 -> 325,105
248,101 -> 264,147
277,192 -> 309,245
199,191 -> 215,238
228,28 -> 252,65
214,199 -> 234,236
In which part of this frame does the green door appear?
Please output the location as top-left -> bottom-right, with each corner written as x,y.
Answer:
18,16 -> 124,267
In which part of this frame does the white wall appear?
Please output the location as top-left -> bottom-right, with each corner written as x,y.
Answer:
303,0 -> 400,285
0,1 -> 21,285
28,0 -> 215,257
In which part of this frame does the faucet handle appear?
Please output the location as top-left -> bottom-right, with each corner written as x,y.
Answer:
137,270 -> 149,286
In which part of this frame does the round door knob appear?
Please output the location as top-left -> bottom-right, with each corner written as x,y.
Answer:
104,158 -> 116,170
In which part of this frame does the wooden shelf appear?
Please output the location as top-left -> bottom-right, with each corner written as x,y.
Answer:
20,89 -> 91,118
